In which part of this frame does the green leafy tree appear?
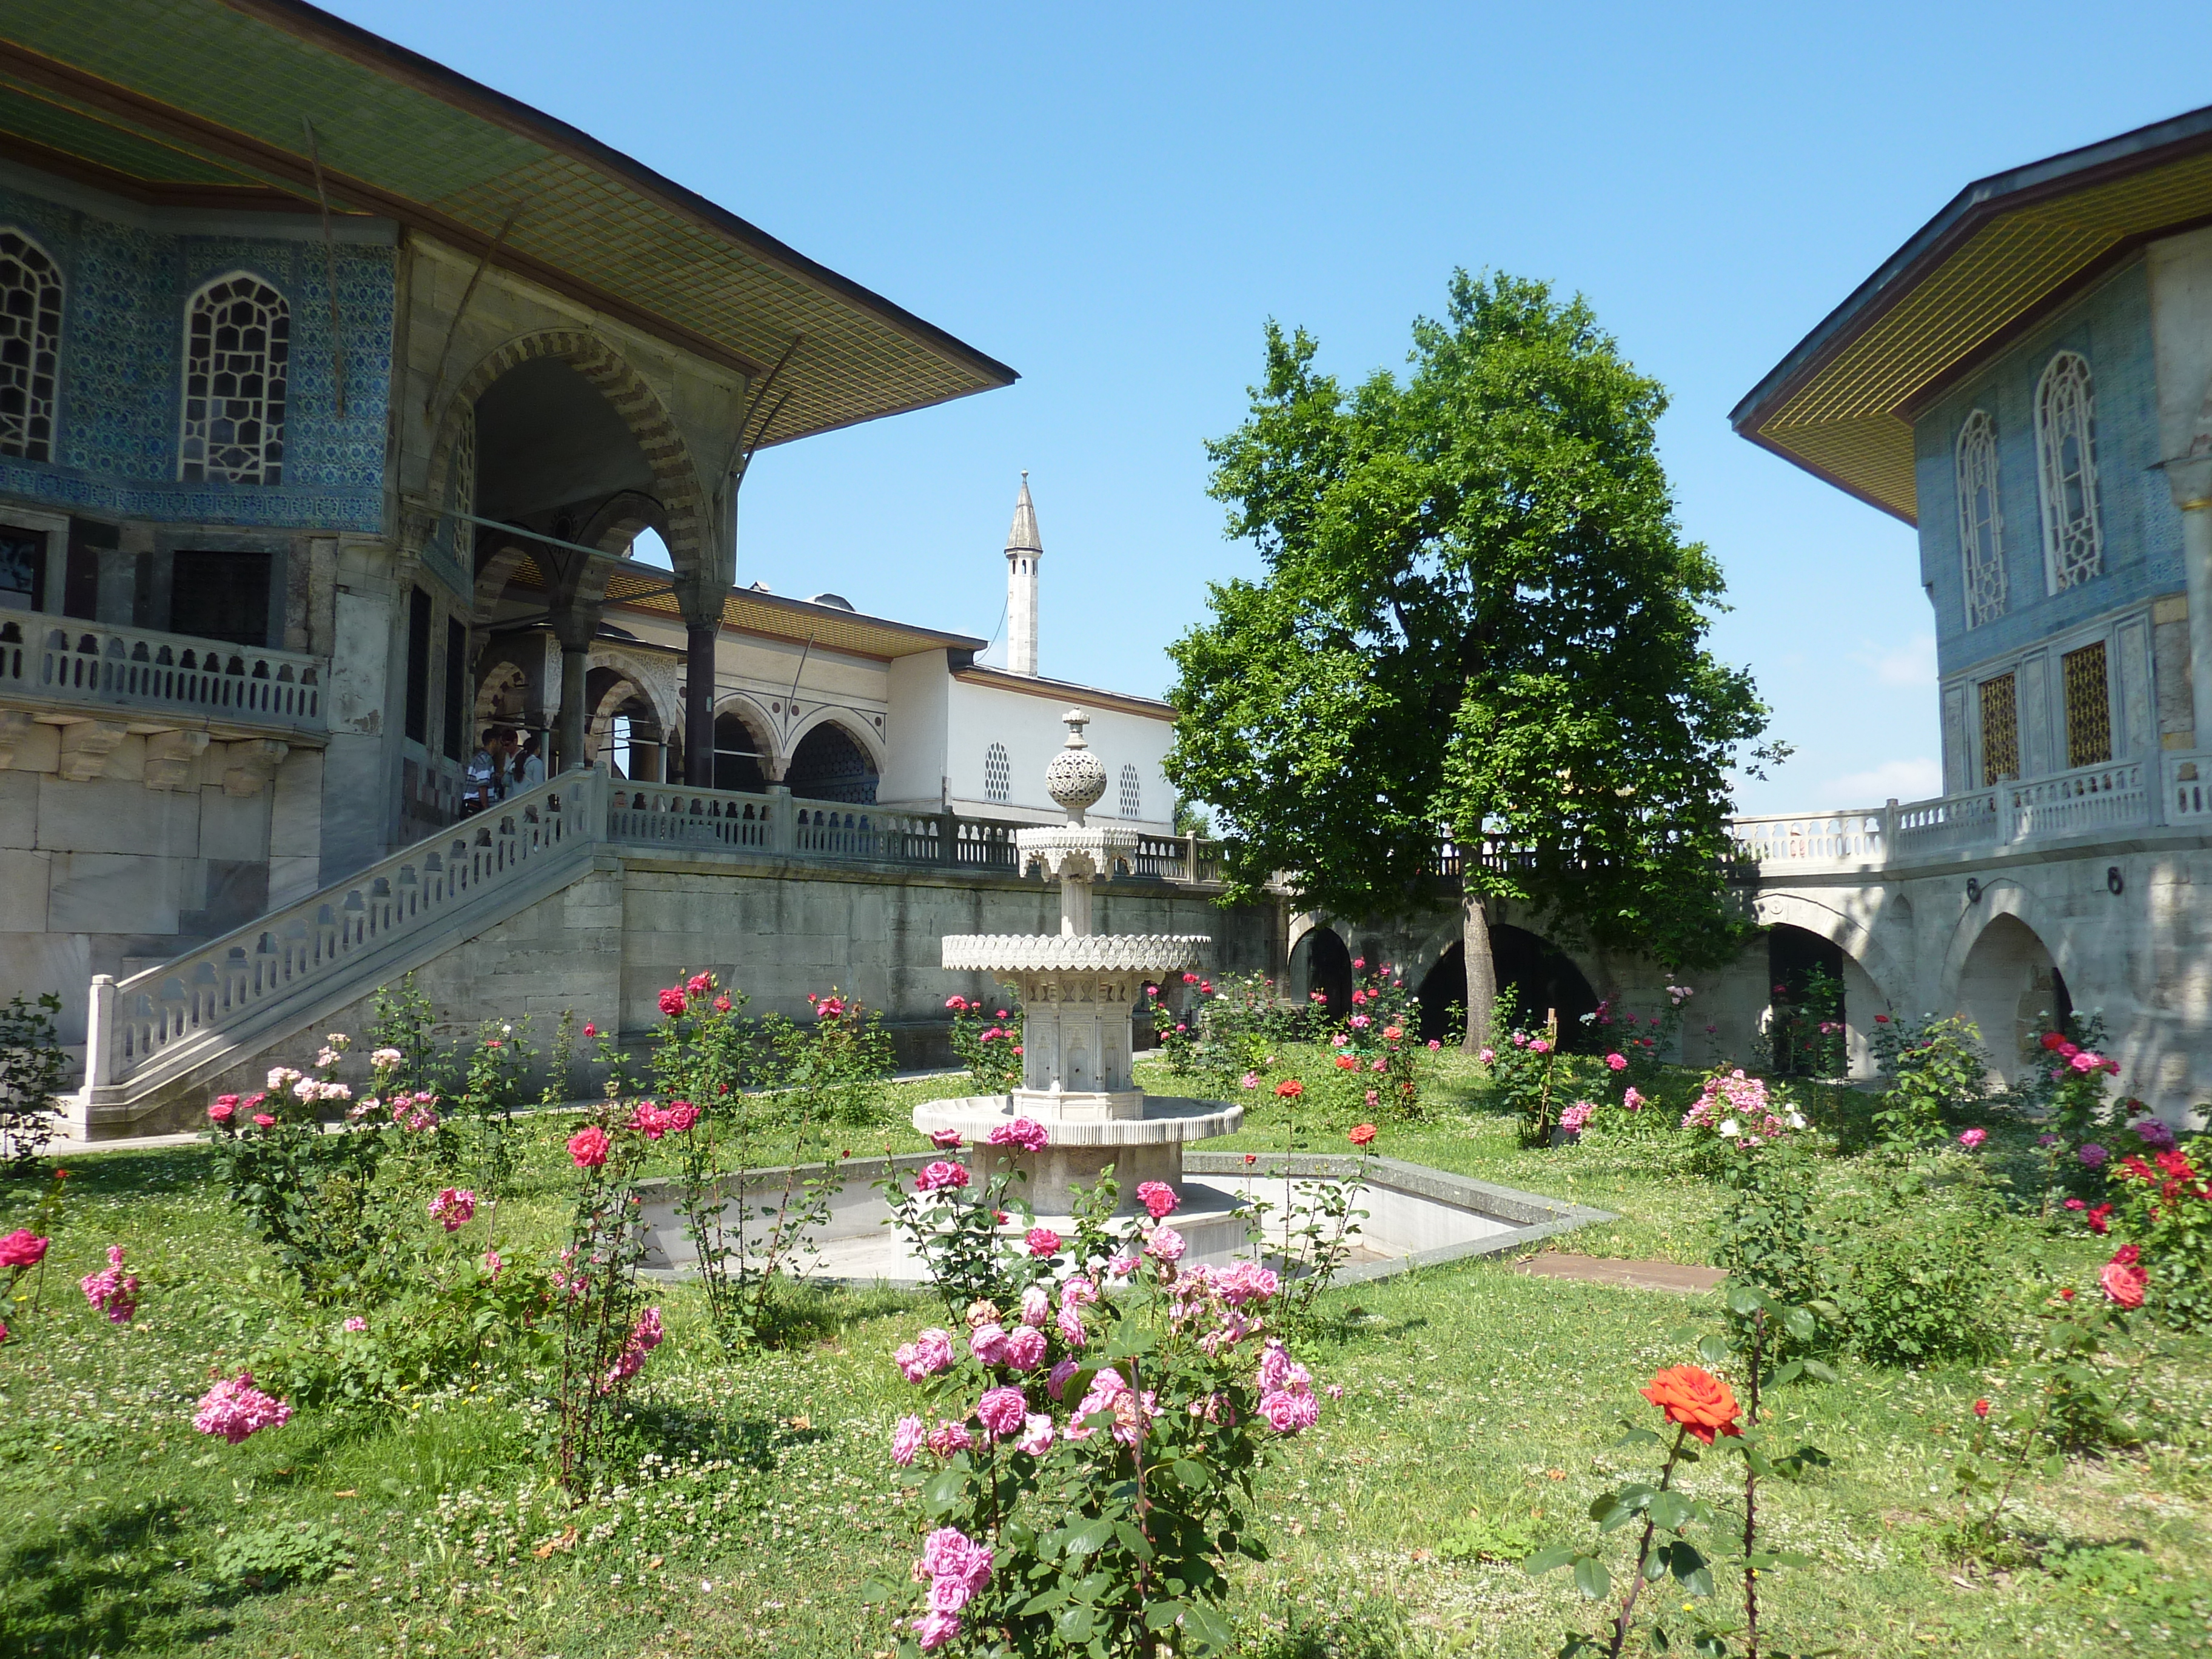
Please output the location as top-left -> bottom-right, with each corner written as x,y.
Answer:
1167,272 -> 1779,1042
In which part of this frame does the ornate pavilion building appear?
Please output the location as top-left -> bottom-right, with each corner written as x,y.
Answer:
0,2 -> 1210,1135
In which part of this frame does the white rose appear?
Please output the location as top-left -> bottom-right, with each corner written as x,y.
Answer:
1718,1118 -> 1741,1138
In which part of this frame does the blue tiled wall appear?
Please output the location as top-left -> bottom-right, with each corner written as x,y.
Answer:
0,182 -> 391,532
1914,260 -> 2181,675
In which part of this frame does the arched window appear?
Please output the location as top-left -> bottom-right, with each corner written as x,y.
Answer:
984,742 -> 1011,804
1119,763 -> 1141,820
1955,410 -> 2005,628
180,273 -> 289,484
0,229 -> 62,463
2034,352 -> 2101,592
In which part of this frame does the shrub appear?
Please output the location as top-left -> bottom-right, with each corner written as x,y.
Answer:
871,1135 -> 1324,1656
2106,1130 -> 2212,1331
761,987 -> 894,1128
1480,993 -> 1565,1145
1829,1162 -> 2006,1367
0,992 -> 65,1171
205,1037 -> 389,1301
946,994 -> 1022,1095
1868,1014 -> 1988,1151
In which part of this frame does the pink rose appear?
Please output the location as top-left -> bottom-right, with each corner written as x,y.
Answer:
1016,1412 -> 1054,1456
987,1118 -> 1048,1152
891,1413 -> 926,1466
1002,1325 -> 1047,1370
567,1126 -> 609,1168
1957,1128 -> 1987,1150
1605,1053 -> 1627,1071
207,1101 -> 235,1123
969,1322 -> 1011,1366
1017,1284 -> 1051,1327
657,987 -> 686,1017
1025,1227 -> 1062,1258
896,1329 -> 955,1381
1145,1226 -> 1186,1262
974,1386 -> 1027,1438
1136,1181 -> 1178,1219
915,1161 -> 970,1193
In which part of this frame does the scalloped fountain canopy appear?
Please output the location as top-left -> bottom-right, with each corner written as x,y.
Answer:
917,709 -> 1240,1215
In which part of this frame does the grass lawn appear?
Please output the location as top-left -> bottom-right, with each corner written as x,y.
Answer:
4,1057 -> 2210,1658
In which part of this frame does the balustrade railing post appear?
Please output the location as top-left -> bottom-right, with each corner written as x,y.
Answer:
84,973 -> 117,1090
939,811 -> 960,864
769,785 -> 795,854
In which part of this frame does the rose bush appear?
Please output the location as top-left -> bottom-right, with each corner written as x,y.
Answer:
870,1130 -> 1322,1656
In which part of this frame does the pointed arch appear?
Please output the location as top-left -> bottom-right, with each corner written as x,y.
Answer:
2035,350 -> 2102,593
0,226 -> 63,463
1956,409 -> 2005,627
179,271 -> 289,484
424,330 -> 706,578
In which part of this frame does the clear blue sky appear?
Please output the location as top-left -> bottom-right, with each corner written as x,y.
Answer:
334,0 -> 2212,814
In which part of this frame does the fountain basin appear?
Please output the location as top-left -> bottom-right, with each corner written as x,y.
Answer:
912,1092 -> 1243,1211
632,1150 -> 1614,1289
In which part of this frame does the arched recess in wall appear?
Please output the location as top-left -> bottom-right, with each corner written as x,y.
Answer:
471,649 -> 540,732
585,662 -> 670,782
1416,927 -> 1600,1046
1767,923 -> 1846,1077
1287,925 -> 1353,1017
712,697 -> 776,791
1951,907 -> 2070,1087
786,717 -> 880,804
426,330 -> 706,588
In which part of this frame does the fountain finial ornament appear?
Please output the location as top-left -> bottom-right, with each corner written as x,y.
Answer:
922,716 -> 1237,1225
1044,708 -> 1108,823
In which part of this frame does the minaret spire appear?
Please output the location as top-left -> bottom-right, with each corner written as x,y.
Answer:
1005,471 -> 1041,677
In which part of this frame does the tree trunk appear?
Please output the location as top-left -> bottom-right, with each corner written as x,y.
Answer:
1461,889 -> 1496,1051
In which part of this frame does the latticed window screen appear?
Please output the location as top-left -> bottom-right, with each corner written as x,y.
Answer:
1979,674 -> 2020,786
2063,641 -> 2113,769
180,275 -> 288,484
0,229 -> 62,463
2036,352 -> 2102,592
984,742 -> 1011,803
1119,763 -> 1142,819
1956,410 -> 2005,627
447,407 -> 476,548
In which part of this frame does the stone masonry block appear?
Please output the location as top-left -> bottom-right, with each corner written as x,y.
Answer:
0,848 -> 50,930
37,776 -> 200,857
0,769 -> 36,848
49,852 -> 186,934
199,786 -> 270,862
269,748 -> 324,859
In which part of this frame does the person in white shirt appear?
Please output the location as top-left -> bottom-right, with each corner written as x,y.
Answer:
517,731 -> 546,786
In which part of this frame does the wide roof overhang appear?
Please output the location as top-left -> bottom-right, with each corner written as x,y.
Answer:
1732,104 -> 2212,524
0,0 -> 1016,445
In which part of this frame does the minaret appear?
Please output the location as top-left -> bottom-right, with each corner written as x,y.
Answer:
1005,471 -> 1041,677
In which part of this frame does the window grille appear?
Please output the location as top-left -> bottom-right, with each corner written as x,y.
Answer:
1956,410 -> 2005,627
984,742 -> 1011,803
1119,763 -> 1141,819
447,406 -> 476,554
1979,674 -> 2019,786
2062,641 -> 2112,769
0,230 -> 61,463
2034,352 -> 2102,592
180,274 -> 289,484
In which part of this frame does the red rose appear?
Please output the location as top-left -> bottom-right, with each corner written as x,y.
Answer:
2040,1031 -> 2066,1051
1274,1079 -> 1304,1100
568,1126 -> 610,1168
1347,1124 -> 1377,1147
1640,1365 -> 1742,1444
2100,1257 -> 2147,1309
657,987 -> 686,1018
1972,1398 -> 1990,1418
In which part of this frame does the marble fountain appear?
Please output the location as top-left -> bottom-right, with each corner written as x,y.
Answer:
637,714 -> 1607,1288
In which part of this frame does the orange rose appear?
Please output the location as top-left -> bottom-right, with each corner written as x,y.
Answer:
1640,1364 -> 1742,1444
